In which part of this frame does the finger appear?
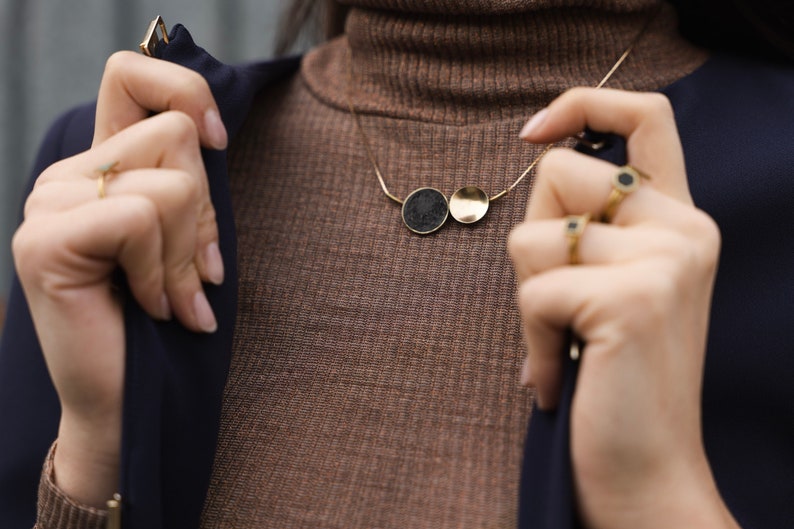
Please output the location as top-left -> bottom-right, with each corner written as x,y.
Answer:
87,169 -> 214,332
102,169 -> 211,331
94,51 -> 227,150
520,88 -> 690,203
28,166 -> 222,287
517,266 -> 611,410
509,220 -> 680,281
524,148 -> 690,225
34,112 -> 223,286
518,260 -> 672,410
115,170 -> 214,333
15,196 -> 168,322
69,194 -> 215,333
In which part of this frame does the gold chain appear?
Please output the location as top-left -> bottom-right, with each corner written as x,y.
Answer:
345,5 -> 659,234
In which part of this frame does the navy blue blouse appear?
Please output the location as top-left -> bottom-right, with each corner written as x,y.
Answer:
0,25 -> 792,529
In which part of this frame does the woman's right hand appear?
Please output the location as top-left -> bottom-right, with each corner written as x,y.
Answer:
11,51 -> 227,508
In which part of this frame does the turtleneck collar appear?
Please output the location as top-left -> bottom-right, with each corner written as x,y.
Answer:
302,0 -> 708,125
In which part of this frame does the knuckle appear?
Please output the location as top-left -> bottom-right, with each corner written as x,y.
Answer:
167,170 -> 202,208
11,222 -> 50,281
176,169 -> 201,198
24,167 -> 67,217
103,51 -> 136,79
197,203 -> 218,236
11,225 -> 33,266
171,72 -> 212,107
159,110 -> 200,145
614,271 -> 675,332
691,209 -> 721,254
122,196 -> 160,237
536,148 -> 573,179
517,277 -> 547,320
22,190 -> 56,225
674,210 -> 721,273
22,190 -> 45,219
508,223 -> 541,278
34,159 -> 69,187
644,92 -> 674,119
560,86 -> 592,104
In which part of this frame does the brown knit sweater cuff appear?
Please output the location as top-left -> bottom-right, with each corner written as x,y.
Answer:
35,443 -> 108,529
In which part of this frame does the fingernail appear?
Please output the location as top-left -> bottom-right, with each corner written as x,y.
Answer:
519,108 -> 549,139
204,242 -> 225,285
159,293 -> 172,321
204,109 -> 228,150
193,291 -> 218,333
520,358 -> 531,386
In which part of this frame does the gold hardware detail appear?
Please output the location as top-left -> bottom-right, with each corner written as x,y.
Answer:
106,493 -> 122,529
139,15 -> 169,57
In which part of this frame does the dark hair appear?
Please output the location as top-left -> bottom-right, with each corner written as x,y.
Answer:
274,0 -> 348,56
275,0 -> 794,61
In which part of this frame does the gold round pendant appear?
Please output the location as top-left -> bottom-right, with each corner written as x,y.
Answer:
449,186 -> 489,224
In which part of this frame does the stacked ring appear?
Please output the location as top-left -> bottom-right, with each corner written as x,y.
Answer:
564,213 -> 591,266
96,161 -> 121,199
600,165 -> 649,223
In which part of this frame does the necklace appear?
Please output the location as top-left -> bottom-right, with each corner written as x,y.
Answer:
345,9 -> 658,235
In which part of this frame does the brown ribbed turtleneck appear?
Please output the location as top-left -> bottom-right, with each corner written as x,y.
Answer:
195,0 -> 704,529
196,3 -> 708,528
33,2 -> 709,529
307,0 -> 707,124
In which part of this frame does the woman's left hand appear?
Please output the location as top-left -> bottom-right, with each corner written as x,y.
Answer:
509,88 -> 739,529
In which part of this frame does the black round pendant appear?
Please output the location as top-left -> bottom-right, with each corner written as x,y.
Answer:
401,187 -> 449,234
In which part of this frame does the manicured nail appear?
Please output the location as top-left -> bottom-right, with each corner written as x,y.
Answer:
193,291 -> 218,333
203,242 -> 225,286
159,293 -> 172,321
520,357 -> 531,386
204,109 -> 228,150
519,108 -> 549,139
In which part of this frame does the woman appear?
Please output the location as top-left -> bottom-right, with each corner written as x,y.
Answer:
1,1 -> 792,528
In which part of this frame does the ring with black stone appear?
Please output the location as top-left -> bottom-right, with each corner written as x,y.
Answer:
600,165 -> 649,223
402,187 -> 450,234
564,213 -> 591,265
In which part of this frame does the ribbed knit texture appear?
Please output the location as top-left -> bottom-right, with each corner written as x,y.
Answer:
200,1 -> 707,528
35,445 -> 107,529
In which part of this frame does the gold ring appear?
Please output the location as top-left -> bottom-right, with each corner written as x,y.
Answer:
564,213 -> 591,266
96,161 -> 120,199
600,165 -> 649,223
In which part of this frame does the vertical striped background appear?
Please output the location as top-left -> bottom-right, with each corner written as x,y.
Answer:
0,0 -> 288,304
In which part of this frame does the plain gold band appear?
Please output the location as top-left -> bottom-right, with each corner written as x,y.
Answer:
97,173 -> 108,199
601,187 -> 626,224
96,161 -> 120,199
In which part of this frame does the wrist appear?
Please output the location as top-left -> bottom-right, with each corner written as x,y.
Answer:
578,454 -> 740,529
54,411 -> 121,509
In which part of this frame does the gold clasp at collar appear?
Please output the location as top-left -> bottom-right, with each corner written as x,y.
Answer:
139,15 -> 169,57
